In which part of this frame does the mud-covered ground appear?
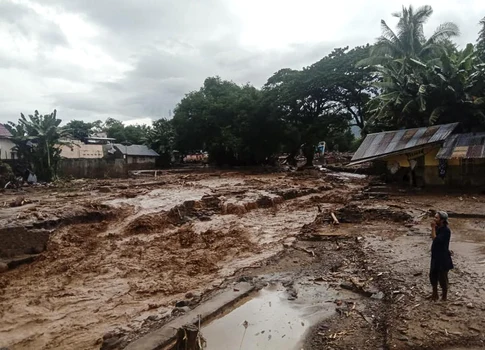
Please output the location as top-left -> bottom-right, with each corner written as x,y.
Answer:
301,192 -> 485,350
1,169 -> 484,350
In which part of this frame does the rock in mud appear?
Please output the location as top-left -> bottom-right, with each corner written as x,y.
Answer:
100,331 -> 125,350
282,280 -> 294,288
0,262 -> 8,273
102,332 -> 116,340
340,281 -> 355,291
10,197 -> 28,207
172,306 -> 191,315
122,191 -> 138,198
238,276 -> 253,283
30,246 -> 44,254
371,291 -> 385,300
175,300 -> 188,307
98,186 -> 112,193
185,292 -> 194,299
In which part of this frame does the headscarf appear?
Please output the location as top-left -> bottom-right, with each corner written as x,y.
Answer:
437,211 -> 449,225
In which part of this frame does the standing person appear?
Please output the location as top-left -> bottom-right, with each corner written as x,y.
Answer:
430,211 -> 454,301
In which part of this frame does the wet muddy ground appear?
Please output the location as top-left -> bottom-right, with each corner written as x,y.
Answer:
1,169 -> 484,350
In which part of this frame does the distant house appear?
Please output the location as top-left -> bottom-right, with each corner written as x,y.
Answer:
349,123 -> 485,186
60,134 -> 116,159
60,140 -> 106,159
113,144 -> 159,166
0,124 -> 16,160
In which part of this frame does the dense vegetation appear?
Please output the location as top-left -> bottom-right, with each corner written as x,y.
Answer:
171,6 -> 485,165
6,5 -> 485,178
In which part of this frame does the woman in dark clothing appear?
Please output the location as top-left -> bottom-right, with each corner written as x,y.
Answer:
430,211 -> 454,301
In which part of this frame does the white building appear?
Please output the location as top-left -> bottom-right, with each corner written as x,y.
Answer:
0,124 -> 16,160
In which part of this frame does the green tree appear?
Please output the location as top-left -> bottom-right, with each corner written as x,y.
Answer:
263,47 -> 364,166
144,118 -> 175,166
360,5 -> 485,132
65,120 -> 102,141
104,118 -> 126,142
307,45 -> 377,130
367,44 -> 485,131
104,118 -> 148,144
477,16 -> 485,61
7,110 -> 70,181
124,124 -> 149,145
173,77 -> 283,166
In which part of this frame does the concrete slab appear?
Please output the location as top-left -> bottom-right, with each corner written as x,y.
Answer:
0,254 -> 39,269
124,282 -> 255,350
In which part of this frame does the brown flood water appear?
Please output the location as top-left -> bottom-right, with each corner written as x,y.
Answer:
0,175 -> 328,350
202,282 -> 355,350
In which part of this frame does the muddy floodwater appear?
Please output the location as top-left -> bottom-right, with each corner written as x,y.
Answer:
203,281 -> 354,350
0,171 -> 345,349
2,170 -> 485,350
204,287 -> 309,349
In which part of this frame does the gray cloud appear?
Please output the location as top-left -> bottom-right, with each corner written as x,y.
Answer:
0,1 -> 68,48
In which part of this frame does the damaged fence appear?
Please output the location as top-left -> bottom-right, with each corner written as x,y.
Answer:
58,158 -> 127,178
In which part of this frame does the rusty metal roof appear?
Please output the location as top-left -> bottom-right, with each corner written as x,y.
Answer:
0,124 -> 12,138
113,144 -> 159,157
436,132 -> 485,159
350,123 -> 459,165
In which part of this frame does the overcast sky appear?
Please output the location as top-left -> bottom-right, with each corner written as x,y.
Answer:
1,0 -> 484,125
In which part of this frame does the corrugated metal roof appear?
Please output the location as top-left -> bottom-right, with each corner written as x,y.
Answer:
113,144 -> 159,157
0,124 -> 12,138
436,132 -> 485,159
350,123 -> 459,165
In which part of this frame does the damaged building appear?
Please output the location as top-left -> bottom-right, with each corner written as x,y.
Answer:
349,123 -> 485,186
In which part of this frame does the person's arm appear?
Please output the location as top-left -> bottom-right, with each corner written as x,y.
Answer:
431,222 -> 437,240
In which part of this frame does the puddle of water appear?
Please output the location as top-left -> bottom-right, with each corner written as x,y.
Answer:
202,284 -> 335,350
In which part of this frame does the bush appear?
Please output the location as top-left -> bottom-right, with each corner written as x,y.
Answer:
0,161 -> 14,187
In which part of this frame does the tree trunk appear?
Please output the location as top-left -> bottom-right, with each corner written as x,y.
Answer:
45,139 -> 52,180
172,324 -> 204,350
302,145 -> 314,167
287,150 -> 298,167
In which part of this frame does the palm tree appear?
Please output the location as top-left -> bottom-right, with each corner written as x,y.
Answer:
477,16 -> 485,61
366,44 -> 485,132
9,110 -> 70,181
361,5 -> 459,67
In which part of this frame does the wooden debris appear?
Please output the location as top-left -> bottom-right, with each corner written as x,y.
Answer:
294,246 -> 316,257
331,212 -> 340,225
10,197 -> 29,207
172,324 -> 206,350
